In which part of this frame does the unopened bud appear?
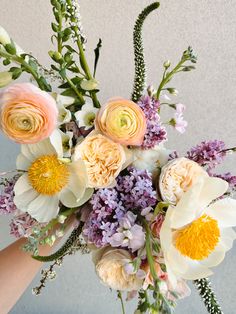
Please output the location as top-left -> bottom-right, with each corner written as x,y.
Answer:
80,78 -> 99,91
163,60 -> 171,68
167,87 -> 178,96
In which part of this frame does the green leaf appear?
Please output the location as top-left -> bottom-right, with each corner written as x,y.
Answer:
93,38 -> 102,77
38,76 -> 52,92
61,88 -> 78,98
3,59 -> 10,66
11,68 -> 22,80
51,22 -> 59,32
28,59 -> 38,72
5,42 -> 16,55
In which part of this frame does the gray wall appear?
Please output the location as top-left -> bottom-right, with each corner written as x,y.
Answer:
0,1 -> 236,313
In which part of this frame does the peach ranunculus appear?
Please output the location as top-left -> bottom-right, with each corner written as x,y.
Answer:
93,247 -> 143,291
159,157 -> 208,204
74,132 -> 132,188
0,83 -> 58,144
95,98 -> 147,146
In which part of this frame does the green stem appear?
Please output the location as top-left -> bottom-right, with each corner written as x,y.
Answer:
32,222 -> 84,262
221,147 -> 236,154
40,207 -> 77,235
57,11 -> 63,54
0,50 -> 38,81
76,40 -> 100,108
117,291 -> 126,314
143,220 -> 158,282
65,76 -> 84,104
156,58 -> 187,100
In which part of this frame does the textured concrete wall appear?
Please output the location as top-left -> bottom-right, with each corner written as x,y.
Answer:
0,1 -> 236,313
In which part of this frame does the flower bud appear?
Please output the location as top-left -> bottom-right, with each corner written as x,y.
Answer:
58,214 -> 67,224
80,78 -> 99,91
0,71 -> 12,87
163,60 -> 171,68
0,26 -> 11,46
167,87 -> 178,96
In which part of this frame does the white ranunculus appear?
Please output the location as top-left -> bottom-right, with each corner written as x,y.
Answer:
160,176 -> 236,285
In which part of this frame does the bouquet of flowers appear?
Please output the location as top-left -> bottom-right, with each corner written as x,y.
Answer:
0,1 -> 236,313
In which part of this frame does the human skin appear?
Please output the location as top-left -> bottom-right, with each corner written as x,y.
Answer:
0,238 -> 53,314
0,216 -> 75,314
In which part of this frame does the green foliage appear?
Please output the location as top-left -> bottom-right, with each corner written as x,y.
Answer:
93,38 -> 102,77
32,223 -> 84,262
194,278 -> 223,314
131,2 -> 160,102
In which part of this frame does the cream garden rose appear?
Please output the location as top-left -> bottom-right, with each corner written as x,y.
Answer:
74,132 -> 132,188
0,83 -> 58,144
95,98 -> 147,146
93,247 -> 143,291
159,157 -> 208,204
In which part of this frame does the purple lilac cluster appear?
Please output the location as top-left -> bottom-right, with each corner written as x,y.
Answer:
187,140 -> 226,171
83,167 -> 157,250
10,212 -> 37,238
138,95 -> 167,149
0,176 -> 19,215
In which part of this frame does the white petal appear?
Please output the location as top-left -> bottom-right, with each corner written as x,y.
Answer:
167,246 -> 189,275
60,187 -> 93,208
171,179 -> 204,229
14,189 -> 38,212
197,177 -> 229,210
14,174 -> 32,196
180,259 -> 213,280
68,160 -> 88,198
16,153 -> 31,171
220,228 -> 236,251
200,241 -> 226,268
50,129 -> 63,158
205,198 -> 236,227
21,139 -> 56,161
160,207 -> 174,251
27,194 -> 59,223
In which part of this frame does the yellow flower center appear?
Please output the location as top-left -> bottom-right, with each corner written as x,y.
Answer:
175,214 -> 220,260
28,155 -> 70,195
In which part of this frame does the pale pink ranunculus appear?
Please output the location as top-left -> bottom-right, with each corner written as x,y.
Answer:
0,83 -> 58,144
95,98 -> 147,146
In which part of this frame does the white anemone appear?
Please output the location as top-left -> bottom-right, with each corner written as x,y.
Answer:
160,176 -> 236,285
14,138 -> 93,223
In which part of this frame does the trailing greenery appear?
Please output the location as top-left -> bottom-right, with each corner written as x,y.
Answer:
194,278 -> 223,314
32,223 -> 84,262
131,2 -> 160,102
